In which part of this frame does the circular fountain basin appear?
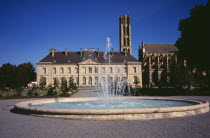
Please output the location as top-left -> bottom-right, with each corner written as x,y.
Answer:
14,97 -> 209,120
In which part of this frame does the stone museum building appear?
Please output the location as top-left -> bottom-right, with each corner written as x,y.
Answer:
36,15 -> 143,87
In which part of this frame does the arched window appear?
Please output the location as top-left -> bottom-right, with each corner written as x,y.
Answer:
89,77 -> 92,85
40,77 -> 46,86
95,77 -> 98,85
83,77 -> 86,85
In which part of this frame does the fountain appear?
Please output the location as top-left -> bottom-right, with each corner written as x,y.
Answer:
14,37 -> 209,120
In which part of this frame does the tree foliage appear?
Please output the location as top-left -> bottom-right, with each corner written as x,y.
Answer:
169,63 -> 193,88
17,62 -> 36,88
0,63 -> 17,90
60,77 -> 67,91
0,62 -> 36,90
176,2 -> 210,69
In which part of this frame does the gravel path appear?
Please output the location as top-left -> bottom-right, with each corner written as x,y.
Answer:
0,90 -> 210,138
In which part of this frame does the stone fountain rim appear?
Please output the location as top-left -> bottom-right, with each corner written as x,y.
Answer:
14,96 -> 209,115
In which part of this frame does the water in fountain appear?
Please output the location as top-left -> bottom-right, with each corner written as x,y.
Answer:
96,37 -> 131,104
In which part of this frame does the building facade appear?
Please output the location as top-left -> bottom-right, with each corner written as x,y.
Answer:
36,15 -> 142,87
139,41 -> 178,88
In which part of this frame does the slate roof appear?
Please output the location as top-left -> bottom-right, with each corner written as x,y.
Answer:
143,44 -> 178,53
38,50 -> 140,64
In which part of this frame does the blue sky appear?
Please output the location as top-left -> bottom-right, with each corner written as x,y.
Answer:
0,0 -> 208,67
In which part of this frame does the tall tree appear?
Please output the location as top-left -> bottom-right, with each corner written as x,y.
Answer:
0,63 -> 17,90
169,63 -> 193,88
175,2 -> 210,87
17,62 -> 36,88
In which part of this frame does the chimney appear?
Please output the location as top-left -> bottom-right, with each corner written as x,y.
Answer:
112,48 -> 114,56
80,48 -> 83,57
50,48 -> 56,57
97,48 -> 100,57
65,48 -> 68,56
125,49 -> 127,56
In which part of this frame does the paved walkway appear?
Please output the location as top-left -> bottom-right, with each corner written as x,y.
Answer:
71,87 -> 98,97
0,90 -> 210,138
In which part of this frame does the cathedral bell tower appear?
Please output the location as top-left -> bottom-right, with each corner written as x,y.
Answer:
120,15 -> 132,55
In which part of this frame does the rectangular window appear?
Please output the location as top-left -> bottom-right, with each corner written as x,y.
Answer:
53,68 -> 56,74
43,68 -> 46,74
117,77 -> 120,82
75,77 -> 78,85
102,67 -> 105,73
133,76 -> 138,84
53,78 -> 56,85
102,77 -> 105,83
109,67 -> 112,73
68,67 -> 71,74
95,67 -> 98,73
123,67 -> 127,73
75,67 -> 78,74
123,77 -> 127,81
60,68 -> 64,74
89,67 -> 92,73
109,77 -> 113,82
67,77 -> 71,83
133,67 -> 137,73
116,67 -> 120,73
83,67 -> 86,74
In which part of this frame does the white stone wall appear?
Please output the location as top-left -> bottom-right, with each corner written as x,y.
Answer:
37,62 -> 142,88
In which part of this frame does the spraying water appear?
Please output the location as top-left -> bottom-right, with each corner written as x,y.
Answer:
97,37 -> 131,102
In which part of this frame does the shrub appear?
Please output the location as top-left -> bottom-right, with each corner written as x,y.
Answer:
47,88 -> 62,96
27,90 -> 34,96
35,90 -> 48,96
20,90 -> 28,97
